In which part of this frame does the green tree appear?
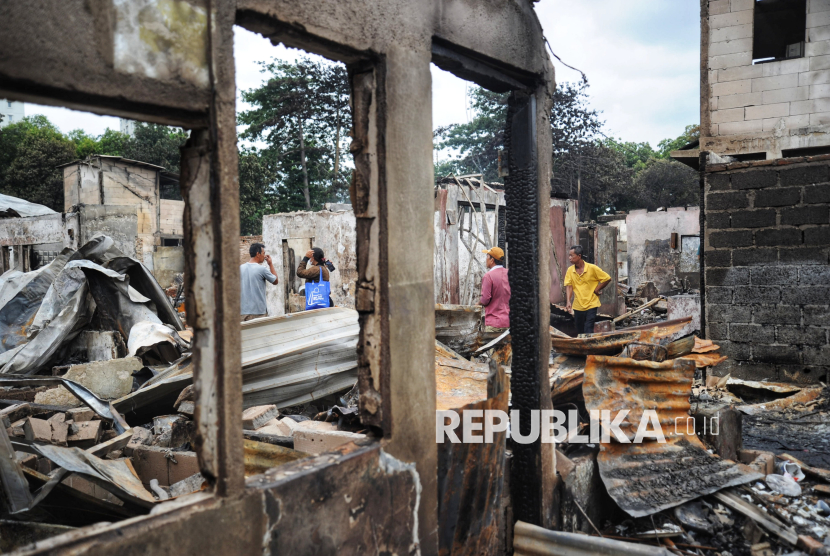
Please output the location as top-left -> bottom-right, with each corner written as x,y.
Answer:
239,147 -> 279,235
0,116 -> 76,211
434,88 -> 508,182
631,158 -> 699,210
239,58 -> 351,211
657,124 -> 700,159
602,138 -> 657,171
122,123 -> 188,173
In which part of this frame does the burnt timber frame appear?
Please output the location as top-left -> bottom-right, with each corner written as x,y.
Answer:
0,0 -> 556,552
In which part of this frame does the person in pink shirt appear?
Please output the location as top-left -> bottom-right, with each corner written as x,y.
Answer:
479,246 -> 510,331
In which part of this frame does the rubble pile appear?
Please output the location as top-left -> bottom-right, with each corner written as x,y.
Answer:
546,322 -> 830,556
0,235 -> 372,547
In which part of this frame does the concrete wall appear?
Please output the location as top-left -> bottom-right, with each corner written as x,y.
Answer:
627,207 -> 701,295
0,212 -> 77,248
160,200 -> 185,237
153,246 -> 185,289
63,158 -> 185,265
78,205 -> 138,259
262,209 -> 357,316
703,0 -> 830,157
703,155 -> 830,384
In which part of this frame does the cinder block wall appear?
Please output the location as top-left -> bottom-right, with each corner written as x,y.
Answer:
704,0 -> 830,156
703,155 -> 830,384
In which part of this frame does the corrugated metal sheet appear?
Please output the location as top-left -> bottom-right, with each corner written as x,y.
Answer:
513,521 -> 672,556
550,318 -> 692,356
241,307 -> 358,408
582,355 -> 762,517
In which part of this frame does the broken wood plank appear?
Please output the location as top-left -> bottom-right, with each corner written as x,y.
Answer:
712,490 -> 798,546
0,403 -> 31,428
612,297 -> 661,323
87,429 -> 134,458
242,430 -> 294,449
666,335 -> 695,359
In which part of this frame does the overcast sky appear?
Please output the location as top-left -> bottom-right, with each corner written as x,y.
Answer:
23,0 -> 700,149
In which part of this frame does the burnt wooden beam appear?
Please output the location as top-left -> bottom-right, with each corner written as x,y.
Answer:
505,88 -> 555,528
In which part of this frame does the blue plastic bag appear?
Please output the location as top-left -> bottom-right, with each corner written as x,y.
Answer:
305,267 -> 331,310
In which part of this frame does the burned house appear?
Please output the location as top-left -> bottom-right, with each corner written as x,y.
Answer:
0,0 -> 826,554
0,157 -> 184,287
434,176 -> 583,307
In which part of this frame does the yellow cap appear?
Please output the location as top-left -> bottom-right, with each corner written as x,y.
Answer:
481,246 -> 505,260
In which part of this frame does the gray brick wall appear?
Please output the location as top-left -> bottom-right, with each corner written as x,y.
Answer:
704,157 -> 830,384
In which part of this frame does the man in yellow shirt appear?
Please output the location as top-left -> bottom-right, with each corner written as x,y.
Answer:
563,245 -> 611,335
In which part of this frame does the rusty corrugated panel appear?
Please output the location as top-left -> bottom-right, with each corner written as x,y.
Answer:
549,355 -> 585,405
550,318 -> 692,356
435,355 -> 489,411
582,355 -> 762,517
438,374 -> 509,555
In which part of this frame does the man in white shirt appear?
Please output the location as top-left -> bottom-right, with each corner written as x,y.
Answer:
240,243 -> 278,321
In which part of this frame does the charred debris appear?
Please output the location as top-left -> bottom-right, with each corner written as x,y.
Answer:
0,235 -> 827,555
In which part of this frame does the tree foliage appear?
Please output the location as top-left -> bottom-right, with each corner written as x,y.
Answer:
434,88 -> 508,182
238,57 -> 351,212
435,81 -> 699,220
0,116 -> 77,211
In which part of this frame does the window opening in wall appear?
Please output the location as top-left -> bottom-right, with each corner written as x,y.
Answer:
782,145 -> 830,157
731,152 -> 767,161
0,100 -> 190,527
233,25 -> 360,457
752,0 -> 807,63
431,60 -> 516,370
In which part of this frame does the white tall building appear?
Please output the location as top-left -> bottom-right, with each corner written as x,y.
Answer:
0,99 -> 24,128
120,118 -> 137,136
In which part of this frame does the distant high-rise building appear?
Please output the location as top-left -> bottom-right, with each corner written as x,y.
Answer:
0,99 -> 24,128
120,118 -> 136,137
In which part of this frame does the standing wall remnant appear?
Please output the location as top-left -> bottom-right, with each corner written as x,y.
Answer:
627,207 -> 701,295
703,155 -> 830,384
262,209 -> 357,316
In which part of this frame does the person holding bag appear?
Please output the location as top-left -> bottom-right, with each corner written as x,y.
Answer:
298,247 -> 334,310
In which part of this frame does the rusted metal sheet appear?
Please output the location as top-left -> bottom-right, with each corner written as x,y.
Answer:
551,330 -> 657,356
738,386 -> 824,415
549,317 -> 693,356
582,355 -> 762,517
438,377 -> 509,555
513,521 -> 673,556
435,356 -> 489,411
549,355 -> 585,405
31,443 -> 157,507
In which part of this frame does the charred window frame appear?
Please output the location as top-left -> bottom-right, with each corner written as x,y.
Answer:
752,0 -> 807,63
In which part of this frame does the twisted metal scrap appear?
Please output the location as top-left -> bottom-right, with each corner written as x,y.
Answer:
582,355 -> 762,517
